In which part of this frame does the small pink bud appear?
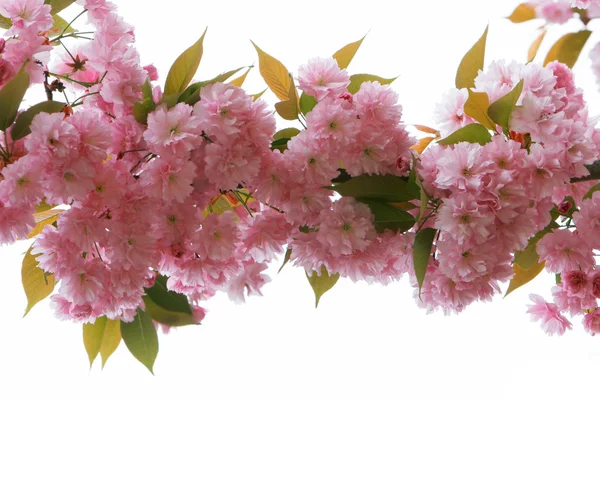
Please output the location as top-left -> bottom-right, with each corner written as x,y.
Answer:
557,200 -> 572,215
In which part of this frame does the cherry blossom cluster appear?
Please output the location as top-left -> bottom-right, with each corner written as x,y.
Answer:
0,0 -> 285,325
425,59 -> 600,334
253,57 -> 416,284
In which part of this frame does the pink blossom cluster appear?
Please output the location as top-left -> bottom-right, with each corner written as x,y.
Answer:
254,57 -> 415,283
419,60 -> 600,330
0,0 -> 53,85
0,0 -> 285,325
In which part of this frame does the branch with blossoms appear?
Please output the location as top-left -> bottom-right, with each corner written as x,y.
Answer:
1,0 -> 600,373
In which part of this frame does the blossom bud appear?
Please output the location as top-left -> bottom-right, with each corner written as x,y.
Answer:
557,200 -> 572,215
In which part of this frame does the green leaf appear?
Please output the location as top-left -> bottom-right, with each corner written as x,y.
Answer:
505,262 -> 546,296
141,77 -> 153,100
83,316 -> 107,367
133,98 -> 155,125
306,265 -> 340,308
409,154 -> 429,223
299,93 -> 317,115
332,174 -> 420,202
251,41 -> 292,101
463,90 -> 496,130
488,79 -> 524,130
359,198 -> 415,233
513,221 -> 557,270
413,228 -> 436,294
507,3 -> 537,23
456,26 -> 488,89
164,28 -> 207,96
278,248 -> 293,274
271,137 -> 292,152
143,296 -> 198,327
274,127 -> 301,141
45,0 -> 77,14
12,101 -> 65,141
583,183 -> 600,200
0,68 -> 30,131
179,67 -> 249,105
49,14 -> 75,34
438,123 -> 492,146
145,275 -> 193,316
333,34 -> 366,69
121,309 -> 159,374
22,246 -> 55,317
99,319 -> 122,368
544,30 -> 592,68
347,74 -> 397,94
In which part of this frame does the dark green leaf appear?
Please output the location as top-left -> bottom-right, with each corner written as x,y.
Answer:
0,68 -> 30,131
143,296 -> 198,327
145,275 -> 193,315
487,79 -> 524,130
12,101 -> 65,141
271,137 -> 292,152
133,98 -> 155,125
456,26 -> 488,89
332,174 -> 420,202
413,228 -> 436,294
164,28 -> 207,96
347,74 -> 397,94
306,265 -> 340,308
359,198 -> 415,233
438,123 -> 492,146
121,309 -> 159,374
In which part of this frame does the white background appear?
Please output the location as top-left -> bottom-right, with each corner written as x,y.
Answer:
1,0 -> 600,477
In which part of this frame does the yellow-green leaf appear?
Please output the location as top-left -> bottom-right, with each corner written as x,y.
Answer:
528,29 -> 546,62
347,74 -> 397,94
544,30 -> 592,68
121,309 -> 159,374
333,35 -> 366,70
83,316 -> 108,367
488,79 -> 524,130
438,123 -> 492,146
413,227 -> 436,294
505,261 -> 546,296
252,89 -> 267,101
463,90 -> 496,130
99,319 -> 121,368
278,248 -> 292,274
299,92 -> 317,115
12,100 -> 66,141
0,68 -> 30,131
22,246 -> 55,316
274,74 -> 298,121
251,42 -> 291,101
164,28 -> 207,96
229,66 -> 252,87
306,265 -> 340,308
273,127 -> 301,141
0,15 -> 11,30
507,3 -> 537,23
45,0 -> 76,14
456,26 -> 488,89
50,14 -> 75,35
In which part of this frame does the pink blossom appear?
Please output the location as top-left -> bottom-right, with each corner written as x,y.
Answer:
583,310 -> 600,335
527,294 -> 573,336
433,88 -> 473,137
144,103 -> 201,158
537,229 -> 595,273
297,57 -> 350,101
0,201 -> 34,244
535,1 -> 573,24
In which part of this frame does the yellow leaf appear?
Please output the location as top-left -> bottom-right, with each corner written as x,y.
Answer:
411,136 -> 435,155
164,28 -> 207,95
505,261 -> 546,297
229,67 -> 252,87
332,34 -> 366,70
29,208 -> 65,239
252,89 -> 267,101
544,30 -> 592,68
83,316 -> 107,367
528,29 -> 546,62
99,319 -> 122,368
463,89 -> 496,130
413,124 -> 440,136
22,246 -> 55,316
456,26 -> 488,89
251,42 -> 291,101
507,3 -> 537,23
306,265 -> 340,308
274,74 -> 298,121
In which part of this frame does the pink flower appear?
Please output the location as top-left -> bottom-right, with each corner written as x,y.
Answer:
535,1 -> 573,24
433,88 -> 473,137
583,310 -> 600,335
435,193 -> 495,245
434,143 -> 492,192
527,294 -> 573,336
0,201 -> 34,244
297,57 -> 350,101
564,270 -> 590,297
144,103 -> 201,158
354,81 -> 402,127
316,198 -> 377,257
0,0 -> 52,33
196,211 -> 240,261
226,261 -> 270,304
537,229 -> 595,273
